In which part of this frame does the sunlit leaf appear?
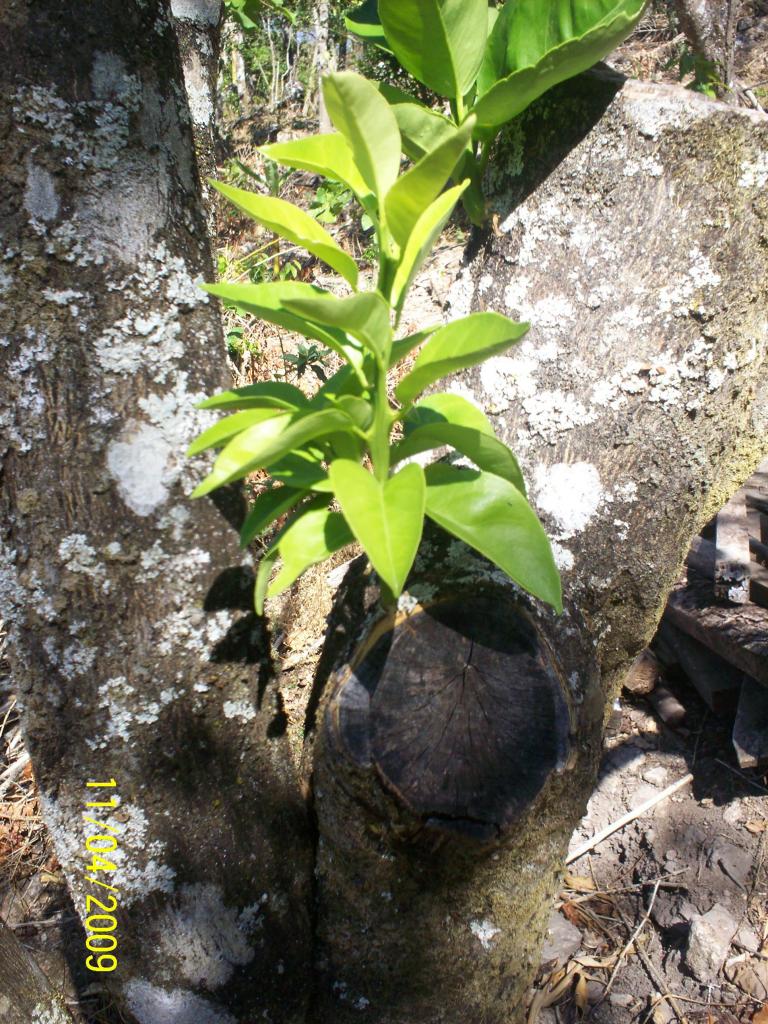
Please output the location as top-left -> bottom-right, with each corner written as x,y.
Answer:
203,281 -> 363,368
239,485 -> 307,547
187,408 -> 278,456
389,324 -> 441,367
197,381 -> 308,412
395,311 -> 529,406
260,133 -> 371,201
474,0 -> 647,128
323,72 -> 401,200
395,423 -> 526,492
391,180 -> 469,312
283,290 -> 391,365
345,0 -> 389,48
266,505 -> 354,601
424,464 -> 562,611
329,460 -> 426,596
385,117 -> 475,248
378,0 -> 489,99
378,86 -> 458,162
268,450 -> 333,492
210,180 -> 359,287
191,408 -> 353,497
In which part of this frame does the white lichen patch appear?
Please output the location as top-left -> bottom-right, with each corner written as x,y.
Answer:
469,918 -> 501,949
123,980 -> 237,1024
156,608 -> 235,659
622,155 -> 663,178
109,803 -> 176,905
91,675 -> 182,748
550,541 -> 575,572
522,390 -> 598,444
138,541 -> 210,583
30,1004 -> 73,1024
157,883 -> 255,989
107,372 -> 213,517
181,48 -> 214,126
534,462 -> 604,540
738,151 -> 768,189
59,534 -> 106,581
222,698 -> 257,723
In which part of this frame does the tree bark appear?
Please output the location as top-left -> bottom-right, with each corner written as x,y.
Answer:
0,917 -> 75,1023
313,1 -> 334,133
170,0 -> 224,225
673,0 -> 739,94
309,73 -> 768,1023
0,2 -> 312,1021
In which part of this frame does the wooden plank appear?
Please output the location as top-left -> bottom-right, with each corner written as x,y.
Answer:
686,534 -> 714,580
715,490 -> 751,603
733,676 -> 768,769
655,620 -> 742,713
664,575 -> 768,687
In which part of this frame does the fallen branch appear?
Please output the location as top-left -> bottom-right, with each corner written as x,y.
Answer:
566,774 -> 694,864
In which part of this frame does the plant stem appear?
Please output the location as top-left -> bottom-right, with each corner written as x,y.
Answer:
369,358 -> 391,483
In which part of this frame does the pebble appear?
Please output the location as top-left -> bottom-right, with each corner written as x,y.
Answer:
642,765 -> 668,786
540,910 -> 581,966
684,906 -> 738,982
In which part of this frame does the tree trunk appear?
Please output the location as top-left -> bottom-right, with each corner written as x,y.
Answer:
313,1 -> 334,133
0,917 -> 75,1023
0,2 -> 312,1021
309,73 -> 768,1023
673,0 -> 739,95
170,0 -> 223,225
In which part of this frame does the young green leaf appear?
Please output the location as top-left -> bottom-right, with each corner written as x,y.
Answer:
283,291 -> 392,365
259,133 -> 371,202
210,180 -> 359,288
268,450 -> 334,493
379,89 -> 458,162
203,282 -> 363,368
197,381 -> 308,412
395,312 -> 529,406
403,392 -> 493,434
394,424 -> 526,493
239,485 -> 307,548
266,506 -> 354,601
191,408 -> 353,497
390,180 -> 469,311
474,0 -> 647,128
424,464 -> 562,612
389,325 -> 441,367
187,408 -> 278,456
378,0 -> 489,99
384,116 -> 476,248
329,460 -> 426,597
323,72 -> 402,201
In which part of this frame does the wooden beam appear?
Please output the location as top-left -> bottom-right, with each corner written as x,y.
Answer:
664,576 -> 768,687
733,677 -> 768,769
655,621 -> 742,713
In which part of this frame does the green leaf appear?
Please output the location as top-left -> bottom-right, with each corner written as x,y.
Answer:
197,381 -> 308,412
378,0 -> 489,98
283,290 -> 391,365
268,451 -> 334,492
378,88 -> 458,162
389,325 -> 441,367
385,116 -> 476,249
424,464 -> 562,611
395,424 -> 526,492
323,72 -> 402,200
396,311 -> 529,406
267,506 -> 354,600
187,408 -> 278,456
191,408 -> 353,497
391,180 -> 469,312
403,391 -> 493,434
210,180 -> 359,288
255,547 -> 280,615
259,134 -> 371,202
345,0 -> 389,48
474,0 -> 647,128
329,460 -> 426,597
203,282 -> 363,367
240,485 -> 307,547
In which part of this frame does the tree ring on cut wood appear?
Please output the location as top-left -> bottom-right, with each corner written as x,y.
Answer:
326,590 -> 572,841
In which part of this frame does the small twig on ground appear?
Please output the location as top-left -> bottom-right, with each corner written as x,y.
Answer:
613,900 -> 688,1023
715,759 -> 768,795
0,751 -> 30,800
566,774 -> 693,864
